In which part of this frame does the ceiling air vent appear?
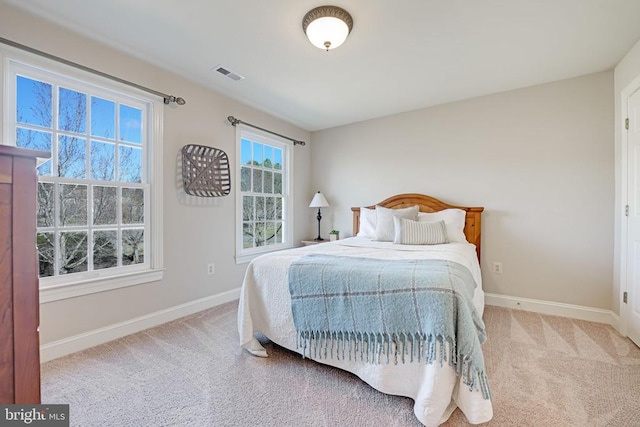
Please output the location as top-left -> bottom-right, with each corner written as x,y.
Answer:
212,65 -> 245,82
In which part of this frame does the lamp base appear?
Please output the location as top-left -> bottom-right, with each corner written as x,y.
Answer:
314,207 -> 324,242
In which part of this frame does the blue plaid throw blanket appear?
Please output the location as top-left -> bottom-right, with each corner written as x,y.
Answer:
288,254 -> 491,400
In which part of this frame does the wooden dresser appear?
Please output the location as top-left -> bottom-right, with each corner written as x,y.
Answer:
0,145 -> 49,404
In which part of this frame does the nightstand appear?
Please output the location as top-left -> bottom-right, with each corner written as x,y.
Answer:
301,240 -> 326,246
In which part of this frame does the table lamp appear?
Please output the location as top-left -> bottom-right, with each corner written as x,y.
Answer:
309,191 -> 329,241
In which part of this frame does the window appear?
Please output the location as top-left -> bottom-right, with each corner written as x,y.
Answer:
4,55 -> 163,302
236,127 -> 292,262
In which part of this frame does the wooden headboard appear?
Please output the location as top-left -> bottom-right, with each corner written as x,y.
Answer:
351,193 -> 484,261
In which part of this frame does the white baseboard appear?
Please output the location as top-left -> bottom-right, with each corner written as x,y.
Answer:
485,293 -> 620,331
40,287 -> 242,363
41,289 -> 621,363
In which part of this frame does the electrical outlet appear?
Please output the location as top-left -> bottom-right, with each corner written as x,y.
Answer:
207,263 -> 215,275
492,262 -> 503,274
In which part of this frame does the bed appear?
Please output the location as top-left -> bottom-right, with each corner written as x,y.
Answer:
237,193 -> 493,426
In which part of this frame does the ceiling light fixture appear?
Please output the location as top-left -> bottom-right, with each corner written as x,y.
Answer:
302,6 -> 353,51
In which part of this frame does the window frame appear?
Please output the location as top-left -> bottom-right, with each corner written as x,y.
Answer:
1,47 -> 164,303
235,125 -> 293,264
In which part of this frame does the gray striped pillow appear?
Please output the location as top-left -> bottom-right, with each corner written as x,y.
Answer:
393,217 -> 449,245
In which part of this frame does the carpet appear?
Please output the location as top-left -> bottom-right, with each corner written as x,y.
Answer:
41,302 -> 640,426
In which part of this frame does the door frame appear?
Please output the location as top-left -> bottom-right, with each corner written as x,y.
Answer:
618,74 -> 640,339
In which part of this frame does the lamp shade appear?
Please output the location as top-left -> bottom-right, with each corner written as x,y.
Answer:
309,191 -> 329,208
302,6 -> 353,51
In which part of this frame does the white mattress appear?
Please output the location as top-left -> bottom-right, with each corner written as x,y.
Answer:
237,237 -> 493,426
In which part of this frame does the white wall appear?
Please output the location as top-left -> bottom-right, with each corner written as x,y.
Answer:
614,38 -> 640,315
0,5 -> 312,344
310,72 -> 614,310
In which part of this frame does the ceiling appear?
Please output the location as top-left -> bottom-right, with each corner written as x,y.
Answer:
4,0 -> 640,131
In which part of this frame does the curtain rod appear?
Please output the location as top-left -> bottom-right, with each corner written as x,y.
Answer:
0,36 -> 186,106
227,116 -> 306,146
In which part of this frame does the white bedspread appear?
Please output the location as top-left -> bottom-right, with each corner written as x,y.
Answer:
237,237 -> 493,426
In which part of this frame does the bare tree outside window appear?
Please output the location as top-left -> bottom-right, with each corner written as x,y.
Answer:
16,74 -> 147,278
93,230 -> 117,270
240,137 -> 285,248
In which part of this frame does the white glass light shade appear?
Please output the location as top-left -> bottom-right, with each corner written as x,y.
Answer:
302,6 -> 353,51
309,191 -> 329,208
306,17 -> 350,50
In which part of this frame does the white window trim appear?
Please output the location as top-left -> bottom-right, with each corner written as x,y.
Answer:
235,125 -> 294,264
1,46 -> 164,303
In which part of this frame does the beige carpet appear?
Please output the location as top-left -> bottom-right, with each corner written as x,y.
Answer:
41,302 -> 640,426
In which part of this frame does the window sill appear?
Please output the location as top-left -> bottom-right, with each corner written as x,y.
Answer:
39,268 -> 165,303
235,245 -> 293,265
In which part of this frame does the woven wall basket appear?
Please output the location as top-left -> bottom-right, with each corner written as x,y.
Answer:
181,144 -> 231,197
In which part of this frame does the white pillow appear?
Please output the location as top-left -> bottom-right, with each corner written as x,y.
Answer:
375,205 -> 419,242
393,217 -> 449,245
417,209 -> 467,242
357,207 -> 376,238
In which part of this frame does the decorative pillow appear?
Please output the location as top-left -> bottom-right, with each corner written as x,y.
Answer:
357,207 -> 376,238
417,209 -> 467,242
374,205 -> 419,242
393,217 -> 449,245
